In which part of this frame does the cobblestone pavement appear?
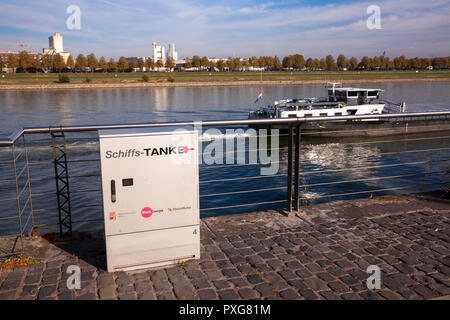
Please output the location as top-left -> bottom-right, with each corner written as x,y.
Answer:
0,196 -> 449,300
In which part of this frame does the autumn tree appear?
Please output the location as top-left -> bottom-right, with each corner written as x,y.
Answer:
137,57 -> 146,70
337,54 -> 347,69
18,51 -> 31,71
349,57 -> 358,70
128,58 -> 137,70
66,55 -> 75,69
41,54 -> 54,70
165,57 -> 175,70
191,56 -> 201,68
183,57 -> 192,69
201,56 -> 210,68
7,54 -> 18,69
216,59 -> 224,71
273,56 -> 282,70
146,58 -> 155,70
87,53 -> 98,71
75,54 -> 87,71
319,58 -> 327,70
282,55 -> 293,69
361,56 -> 371,70
325,55 -> 337,70
98,56 -> 108,71
117,56 -> 128,71
108,58 -> 117,71
156,59 -> 164,68
53,54 -> 66,71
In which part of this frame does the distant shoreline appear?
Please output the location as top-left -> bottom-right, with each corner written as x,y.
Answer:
1,78 -> 450,90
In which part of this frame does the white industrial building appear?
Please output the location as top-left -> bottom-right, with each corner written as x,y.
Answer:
43,33 -> 70,63
151,42 -> 180,63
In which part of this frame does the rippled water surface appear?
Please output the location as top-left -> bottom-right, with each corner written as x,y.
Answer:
0,82 -> 449,233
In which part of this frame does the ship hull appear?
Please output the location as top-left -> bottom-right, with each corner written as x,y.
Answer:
247,117 -> 450,137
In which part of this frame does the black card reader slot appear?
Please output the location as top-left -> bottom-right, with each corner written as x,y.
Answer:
122,178 -> 133,186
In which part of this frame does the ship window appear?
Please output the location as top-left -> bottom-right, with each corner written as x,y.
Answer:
320,113 -> 328,117
335,112 -> 342,116
305,114 -> 313,117
348,91 -> 358,97
368,91 -> 378,96
288,114 -> 297,118
348,110 -> 357,115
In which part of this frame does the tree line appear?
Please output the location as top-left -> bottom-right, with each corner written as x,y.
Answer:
1,51 -> 450,72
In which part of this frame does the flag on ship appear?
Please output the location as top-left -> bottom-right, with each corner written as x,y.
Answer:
254,89 -> 263,103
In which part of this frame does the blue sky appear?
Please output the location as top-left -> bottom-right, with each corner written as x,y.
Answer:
1,0 -> 449,59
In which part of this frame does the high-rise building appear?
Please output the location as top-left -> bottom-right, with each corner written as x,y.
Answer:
167,44 -> 178,61
152,42 -> 165,63
49,33 -> 64,53
43,33 -> 70,64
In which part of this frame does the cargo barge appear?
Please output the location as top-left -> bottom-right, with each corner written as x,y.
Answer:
248,83 -> 450,137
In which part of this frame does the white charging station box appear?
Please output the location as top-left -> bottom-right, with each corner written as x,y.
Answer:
98,126 -> 200,272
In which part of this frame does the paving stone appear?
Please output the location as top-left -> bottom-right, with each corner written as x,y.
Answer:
198,288 -> 217,300
38,285 -> 57,299
247,274 -> 264,284
218,289 -> 239,300
173,284 -> 196,299
254,283 -> 276,297
319,290 -> 342,300
238,287 -> 259,299
213,280 -> 231,289
192,278 -> 211,290
99,286 -> 116,299
280,288 -> 299,299
118,292 -> 137,300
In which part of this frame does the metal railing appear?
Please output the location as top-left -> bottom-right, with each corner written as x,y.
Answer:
0,111 -> 449,256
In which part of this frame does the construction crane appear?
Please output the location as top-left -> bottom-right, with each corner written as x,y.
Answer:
0,41 -> 28,51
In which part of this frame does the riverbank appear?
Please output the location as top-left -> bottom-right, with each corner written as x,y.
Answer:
1,71 -> 450,90
1,191 -> 448,300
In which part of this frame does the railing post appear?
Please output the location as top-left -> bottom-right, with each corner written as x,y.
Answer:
293,124 -> 301,211
22,135 -> 35,232
51,131 -> 72,237
286,125 -> 293,212
11,142 -> 24,251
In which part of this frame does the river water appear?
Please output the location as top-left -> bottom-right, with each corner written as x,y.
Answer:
0,81 -> 449,234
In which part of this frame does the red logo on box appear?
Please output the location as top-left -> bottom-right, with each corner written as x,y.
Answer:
109,212 -> 116,220
141,207 -> 152,218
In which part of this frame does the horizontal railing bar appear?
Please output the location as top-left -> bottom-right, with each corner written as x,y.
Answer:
67,159 -> 100,163
302,171 -> 443,189
303,186 -> 410,200
0,197 -> 17,203
1,111 -> 449,146
331,135 -> 450,146
28,161 -> 52,166
200,173 -> 287,184
202,146 -> 450,169
70,189 -> 102,194
0,179 -> 16,183
200,199 -> 285,211
0,160 -> 13,164
201,186 -> 287,198
0,216 -> 18,221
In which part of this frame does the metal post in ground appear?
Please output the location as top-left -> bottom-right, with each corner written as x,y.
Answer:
286,125 -> 293,213
11,142 -> 24,252
51,131 -> 73,237
293,124 -> 301,211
